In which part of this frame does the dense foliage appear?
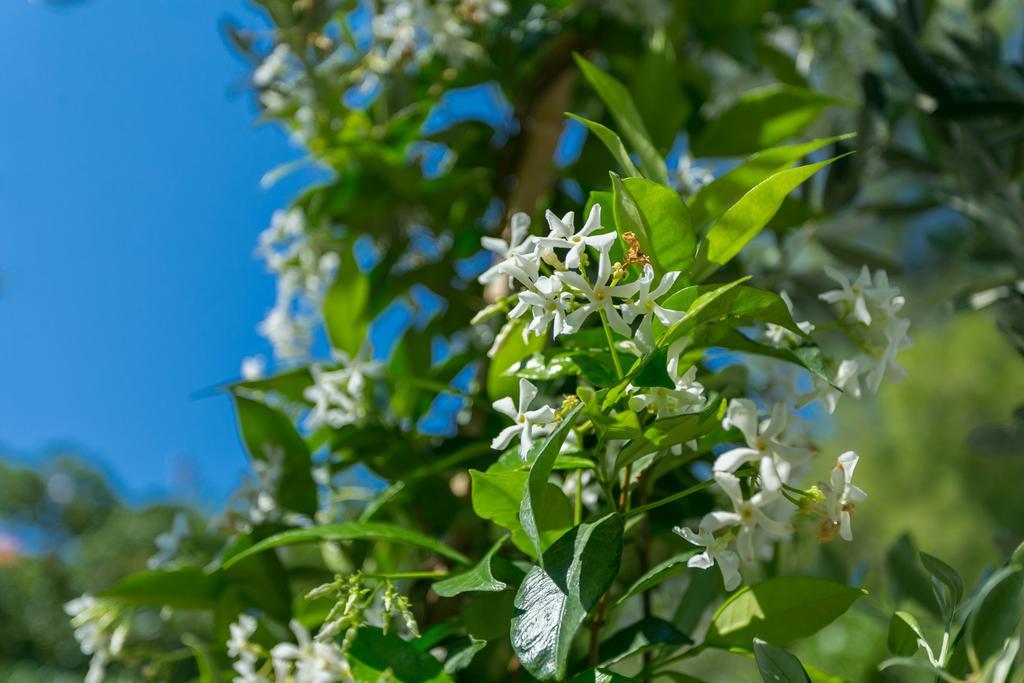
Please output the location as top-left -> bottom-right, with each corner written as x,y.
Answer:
24,1 -> 1024,682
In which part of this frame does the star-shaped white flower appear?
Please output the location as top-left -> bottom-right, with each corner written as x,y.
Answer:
628,366 -> 705,419
560,238 -> 640,336
271,619 -> 350,683
819,264 -> 875,326
508,275 -> 575,338
860,315 -> 911,392
491,378 -> 557,459
820,451 -> 867,541
701,471 -> 793,563
537,204 -> 608,270
478,212 -> 538,286
714,399 -> 813,492
621,264 -> 685,351
803,358 -> 861,414
674,525 -> 742,590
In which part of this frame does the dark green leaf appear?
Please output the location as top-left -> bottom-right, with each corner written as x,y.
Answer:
347,627 -> 453,683
511,514 -> 625,681
220,521 -> 470,569
597,617 -> 692,666
567,669 -> 639,683
568,114 -> 640,178
692,85 -> 849,157
613,552 -> 697,609
948,566 -> 1024,676
575,54 -> 668,184
705,576 -> 865,648
102,568 -> 224,610
887,611 -> 922,657
920,552 -> 964,624
442,636 -> 487,674
753,638 -> 811,682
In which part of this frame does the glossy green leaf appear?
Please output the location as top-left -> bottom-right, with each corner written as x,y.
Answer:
614,177 -> 696,275
705,576 -> 865,648
567,669 -> 638,683
232,395 -> 318,516
520,403 -> 583,562
887,611 -> 922,657
432,536 -> 509,597
575,54 -> 668,184
568,114 -> 640,178
694,155 -> 848,280
689,134 -> 854,230
692,85 -> 849,157
323,246 -> 369,357
220,521 -> 470,569
510,514 -> 625,681
469,469 -> 572,558
753,638 -> 811,683
347,627 -> 453,683
613,552 -> 697,609
656,277 -> 750,348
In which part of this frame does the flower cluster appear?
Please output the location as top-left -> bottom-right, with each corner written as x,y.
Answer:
64,595 -> 130,683
227,614 -> 353,683
303,352 -> 383,430
257,209 -> 340,363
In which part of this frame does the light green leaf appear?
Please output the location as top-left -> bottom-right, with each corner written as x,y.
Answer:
619,176 -> 697,275
690,134 -> 854,230
753,638 -> 811,683
511,514 -> 624,681
568,114 -> 640,178
520,404 -> 584,562
705,576 -> 865,648
220,521 -> 470,569
613,552 -> 697,609
323,246 -> 369,357
657,277 -> 750,349
575,54 -> 668,184
488,319 -> 546,400
432,536 -> 510,598
692,85 -> 850,157
887,611 -> 922,657
232,395 -> 318,516
694,155 -> 848,280
470,469 -> 572,558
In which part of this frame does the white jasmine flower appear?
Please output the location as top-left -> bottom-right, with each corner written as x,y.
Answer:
701,471 -> 793,563
241,355 -> 267,381
620,264 -> 684,351
478,212 -> 537,285
674,153 -> 714,196
802,358 -> 861,414
674,526 -> 741,591
628,366 -> 706,419
560,238 -> 641,336
271,619 -> 351,683
819,264 -> 875,326
147,512 -> 189,569
254,44 -> 292,88
304,354 -> 382,430
860,315 -> 912,392
714,400 -> 813,492
818,451 -> 866,541
491,378 -> 557,459
538,205 -> 609,270
765,291 -> 815,346
509,275 -> 575,338
228,614 -> 258,660
65,595 -> 129,683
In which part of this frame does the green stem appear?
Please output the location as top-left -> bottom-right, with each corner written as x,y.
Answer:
599,309 -> 624,379
626,480 -> 715,519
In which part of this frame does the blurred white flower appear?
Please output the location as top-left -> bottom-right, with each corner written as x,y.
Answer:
241,355 -> 267,381
702,471 -> 793,563
147,512 -> 189,570
65,595 -> 128,683
715,399 -> 813,492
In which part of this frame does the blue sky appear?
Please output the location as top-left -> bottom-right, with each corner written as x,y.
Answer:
0,1 -> 312,503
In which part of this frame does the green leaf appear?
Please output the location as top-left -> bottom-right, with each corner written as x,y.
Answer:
102,568 -> 224,610
619,177 -> 697,275
753,638 -> 811,683
511,514 -> 625,681
442,636 -> 487,675
694,155 -> 848,280
231,366 -> 313,404
432,536 -> 510,598
574,54 -> 668,184
705,576 -> 865,648
568,114 -> 640,178
323,246 -> 369,356
488,319 -> 546,400
597,617 -> 692,666
692,328 -> 833,386
615,403 -> 724,471
469,469 -> 572,558
948,565 -> 1024,676
632,347 -> 675,389
692,85 -> 849,157
613,552 -> 697,609
887,611 -> 922,657
232,395 -> 318,516
520,403 -> 584,562
886,534 -> 941,618
920,552 -> 964,624
182,633 -> 227,683
632,28 -> 690,150
220,521 -> 470,569
656,277 -> 750,349
690,135 -> 854,230
567,669 -> 638,683
347,627 -> 453,683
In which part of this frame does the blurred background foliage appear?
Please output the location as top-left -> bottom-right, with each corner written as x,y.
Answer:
5,0 -> 1024,680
